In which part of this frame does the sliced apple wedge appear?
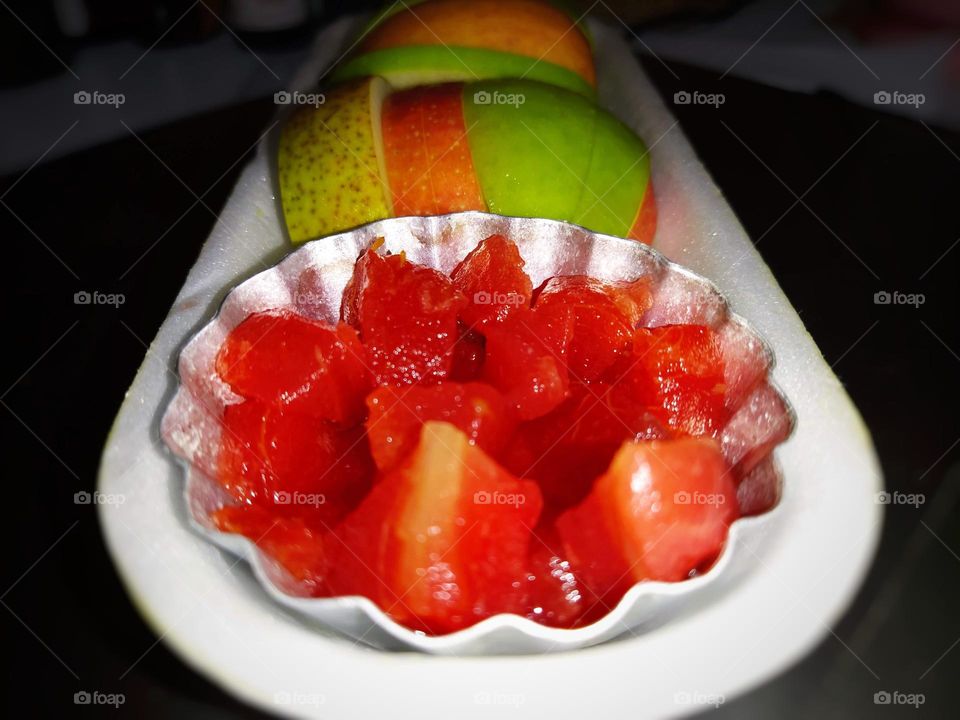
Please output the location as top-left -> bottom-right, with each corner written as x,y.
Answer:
277,77 -> 393,243
381,83 -> 485,216
334,0 -> 596,96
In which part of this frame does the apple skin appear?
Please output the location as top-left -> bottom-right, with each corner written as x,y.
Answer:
381,83 -> 485,216
332,0 -> 595,96
277,77 -> 393,244
462,79 -> 596,226
332,45 -> 595,98
571,108 -> 653,239
628,184 -> 657,244
462,79 -> 653,239
277,78 -> 655,244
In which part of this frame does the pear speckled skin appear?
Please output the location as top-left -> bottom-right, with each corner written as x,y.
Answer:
278,78 -> 392,243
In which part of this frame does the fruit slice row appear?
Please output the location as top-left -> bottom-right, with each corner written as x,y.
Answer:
333,0 -> 596,97
278,78 -> 656,244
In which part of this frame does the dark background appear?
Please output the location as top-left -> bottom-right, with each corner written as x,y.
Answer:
2,1 -> 960,717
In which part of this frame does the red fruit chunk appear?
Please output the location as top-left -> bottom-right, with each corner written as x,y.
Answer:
720,382 -> 792,478
449,325 -> 486,381
216,310 -> 371,425
330,422 -> 542,634
482,306 -> 574,420
341,248 -> 467,386
364,382 -> 515,471
522,525 -> 586,628
534,275 -> 652,381
450,234 -> 533,327
218,400 -> 373,520
613,324 -> 728,436
213,505 -> 328,593
505,383 -> 670,511
557,438 -> 737,604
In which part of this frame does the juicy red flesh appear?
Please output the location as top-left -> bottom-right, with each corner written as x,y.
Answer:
556,438 -> 738,607
341,248 -> 467,386
611,324 -> 729,436
364,381 -> 516,472
209,234 -> 785,633
216,310 -> 372,425
481,306 -> 574,420
534,275 -> 653,381
451,233 -> 533,327
217,399 -> 373,521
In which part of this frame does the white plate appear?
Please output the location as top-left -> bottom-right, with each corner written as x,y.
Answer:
98,15 -> 882,719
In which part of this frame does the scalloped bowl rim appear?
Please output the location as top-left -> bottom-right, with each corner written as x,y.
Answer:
161,210 -> 795,653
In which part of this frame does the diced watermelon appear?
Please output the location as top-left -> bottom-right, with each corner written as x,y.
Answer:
505,382 -> 670,511
341,247 -> 467,386
364,381 -> 515,471
212,505 -> 329,593
557,438 -> 737,604
534,275 -> 652,381
216,310 -> 372,425
329,422 -> 542,634
218,399 -> 373,520
450,234 -> 533,327
611,324 -> 729,436
521,525 -> 587,628
482,306 -> 574,420
449,324 -> 486,381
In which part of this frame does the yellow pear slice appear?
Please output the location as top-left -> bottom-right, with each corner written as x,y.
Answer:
278,77 -> 393,243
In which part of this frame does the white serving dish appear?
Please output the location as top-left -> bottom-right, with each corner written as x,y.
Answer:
160,211 -> 792,655
97,14 -> 882,719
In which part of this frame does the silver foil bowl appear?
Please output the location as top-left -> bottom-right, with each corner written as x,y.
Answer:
160,212 -> 794,655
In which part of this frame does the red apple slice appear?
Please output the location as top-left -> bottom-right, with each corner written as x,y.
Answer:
382,83 -> 486,217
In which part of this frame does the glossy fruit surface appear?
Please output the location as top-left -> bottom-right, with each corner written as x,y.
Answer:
557,438 -> 737,605
216,310 -> 372,425
208,235 -> 780,633
341,247 -> 467,386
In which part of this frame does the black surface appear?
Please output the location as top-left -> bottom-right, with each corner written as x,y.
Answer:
3,53 -> 960,719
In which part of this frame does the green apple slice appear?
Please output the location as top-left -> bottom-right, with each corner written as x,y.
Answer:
462,79 -> 598,226
332,46 -> 595,98
572,112 -> 652,238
